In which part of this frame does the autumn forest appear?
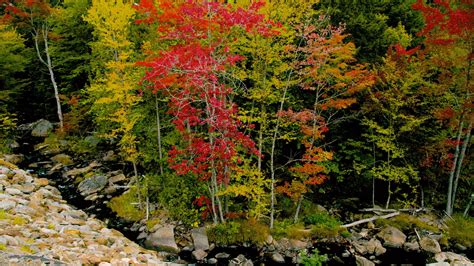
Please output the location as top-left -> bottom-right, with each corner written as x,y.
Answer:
0,0 -> 473,263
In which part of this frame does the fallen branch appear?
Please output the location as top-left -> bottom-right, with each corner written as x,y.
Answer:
342,212 -> 400,228
360,208 -> 425,213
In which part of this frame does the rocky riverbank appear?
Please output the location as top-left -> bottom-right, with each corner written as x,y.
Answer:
0,160 -> 164,265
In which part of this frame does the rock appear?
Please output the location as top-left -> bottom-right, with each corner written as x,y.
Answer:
0,200 -> 16,210
270,253 -> 285,263
35,178 -> 49,187
427,263 -> 450,266
31,119 -> 53,137
207,258 -> 218,264
102,150 -> 116,162
192,249 -> 207,261
289,239 -> 307,250
403,241 -> 420,252
109,174 -> 126,184
19,183 -> 35,193
367,239 -> 386,256
145,225 -> 179,253
454,243 -> 467,251
103,186 -> 117,195
84,193 -> 100,201
215,252 -> 230,259
355,255 -> 375,266
420,236 -> 441,253
78,175 -> 108,196
51,154 -> 73,166
377,226 -> 406,248
3,154 -> 24,165
435,252 -> 473,265
5,187 -> 22,196
191,227 -> 209,251
230,254 -> 253,266
265,235 -> 274,245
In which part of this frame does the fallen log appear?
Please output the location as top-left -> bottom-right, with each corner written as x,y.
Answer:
360,208 -> 425,213
341,211 -> 400,228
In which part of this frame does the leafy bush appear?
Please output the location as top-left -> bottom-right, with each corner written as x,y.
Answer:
108,187 -> 145,222
0,114 -> 17,154
207,218 -> 269,245
272,219 -> 310,240
304,212 -> 348,239
300,248 -> 327,266
446,214 -> 474,248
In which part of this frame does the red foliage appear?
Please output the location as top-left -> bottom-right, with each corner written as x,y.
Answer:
137,1 -> 277,214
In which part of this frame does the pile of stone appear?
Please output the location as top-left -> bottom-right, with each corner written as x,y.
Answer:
0,160 -> 165,265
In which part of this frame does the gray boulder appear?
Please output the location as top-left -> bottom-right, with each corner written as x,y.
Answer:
420,237 -> 442,254
31,119 -> 53,137
144,225 -> 179,253
377,226 -> 406,248
78,175 -> 108,196
191,227 -> 210,251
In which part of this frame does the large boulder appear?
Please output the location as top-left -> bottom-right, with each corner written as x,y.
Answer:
78,175 -> 108,196
191,227 -> 209,250
434,252 -> 473,265
31,119 -> 53,137
144,225 -> 179,253
377,226 -> 406,248
420,237 -> 441,254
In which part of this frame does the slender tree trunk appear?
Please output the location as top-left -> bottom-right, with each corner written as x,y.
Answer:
294,195 -> 303,223
385,180 -> 391,209
257,103 -> 265,171
451,122 -> 472,212
421,185 -> 424,209
132,161 -> 142,210
270,85 -> 288,228
155,95 -> 164,175
447,122 -> 464,215
464,193 -> 473,217
33,26 -> 64,131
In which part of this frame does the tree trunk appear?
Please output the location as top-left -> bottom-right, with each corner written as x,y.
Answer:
451,122 -> 472,212
33,25 -> 64,131
294,195 -> 303,224
385,180 -> 391,209
155,95 -> 164,175
446,122 -> 464,215
132,161 -> 142,210
464,193 -> 473,217
270,85 -> 288,228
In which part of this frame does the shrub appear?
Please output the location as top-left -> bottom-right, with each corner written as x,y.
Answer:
108,188 -> 145,222
207,218 -> 269,245
300,248 -> 327,266
304,212 -> 348,239
446,214 -> 474,248
375,213 -> 439,233
272,219 -> 310,240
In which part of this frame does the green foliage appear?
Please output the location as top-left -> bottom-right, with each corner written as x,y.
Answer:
12,216 -> 28,225
375,213 -> 439,233
299,248 -> 327,266
0,243 -> 5,250
304,212 -> 348,239
272,219 -> 309,240
0,114 -> 17,154
151,173 -> 202,226
108,187 -> 145,222
446,214 -> 474,248
207,219 -> 269,245
318,0 -> 423,62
